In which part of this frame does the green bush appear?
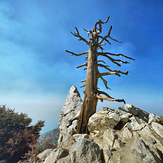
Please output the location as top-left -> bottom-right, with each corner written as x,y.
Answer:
0,105 -> 44,163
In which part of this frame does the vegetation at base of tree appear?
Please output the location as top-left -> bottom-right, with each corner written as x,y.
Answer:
0,105 -> 45,163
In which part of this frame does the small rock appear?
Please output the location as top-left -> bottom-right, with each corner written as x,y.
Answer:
120,127 -> 133,139
120,113 -> 131,123
148,113 -> 160,124
125,104 -> 138,116
151,122 -> 163,138
103,129 -> 118,147
113,139 -> 125,149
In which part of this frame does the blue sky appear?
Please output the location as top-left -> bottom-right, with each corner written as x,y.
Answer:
0,0 -> 163,133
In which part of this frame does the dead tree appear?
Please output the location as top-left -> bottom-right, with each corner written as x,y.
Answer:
66,16 -> 135,134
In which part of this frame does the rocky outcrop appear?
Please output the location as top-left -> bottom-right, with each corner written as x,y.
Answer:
36,86 -> 163,163
58,86 -> 82,147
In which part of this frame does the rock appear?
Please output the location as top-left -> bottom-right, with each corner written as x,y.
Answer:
131,139 -> 161,163
69,138 -> 102,163
120,113 -> 131,123
124,104 -> 149,122
114,106 -> 130,115
120,127 -> 133,139
73,134 -> 89,142
59,134 -> 75,149
58,86 -> 82,146
148,113 -> 160,124
159,116 -> 163,125
37,149 -> 53,162
103,129 -> 118,147
88,112 -> 120,136
125,116 -> 145,131
57,155 -> 71,163
102,149 -> 112,163
44,148 -> 69,163
125,104 -> 138,116
113,139 -> 124,149
151,122 -> 163,138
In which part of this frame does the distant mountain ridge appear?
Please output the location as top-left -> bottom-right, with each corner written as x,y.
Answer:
39,128 -> 59,145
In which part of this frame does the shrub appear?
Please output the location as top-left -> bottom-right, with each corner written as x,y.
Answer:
0,105 -> 44,163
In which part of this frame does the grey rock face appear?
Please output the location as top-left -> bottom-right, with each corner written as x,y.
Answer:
131,139 -> 161,163
69,138 -> 102,163
58,86 -> 82,146
151,122 -> 163,138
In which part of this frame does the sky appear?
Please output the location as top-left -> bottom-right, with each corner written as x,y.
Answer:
0,0 -> 163,134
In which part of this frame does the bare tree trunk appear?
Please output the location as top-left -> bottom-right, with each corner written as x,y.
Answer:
66,16 -> 135,134
76,45 -> 98,133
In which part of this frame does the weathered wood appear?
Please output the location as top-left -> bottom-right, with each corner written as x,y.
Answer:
66,16 -> 134,133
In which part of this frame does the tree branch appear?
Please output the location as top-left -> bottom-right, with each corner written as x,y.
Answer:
98,53 -> 121,66
94,16 -> 110,32
97,60 -> 106,64
98,73 -> 111,90
100,71 -> 121,77
81,79 -> 86,82
100,52 -> 135,61
96,93 -> 126,103
66,50 -> 88,56
76,62 -> 87,68
80,84 -> 86,88
71,27 -> 89,45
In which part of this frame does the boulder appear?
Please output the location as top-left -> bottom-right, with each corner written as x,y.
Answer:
58,86 -> 82,146
69,138 -> 102,163
131,139 -> 161,163
151,122 -> 163,138
44,148 -> 69,163
88,112 -> 120,136
37,149 -> 53,162
103,129 -> 118,147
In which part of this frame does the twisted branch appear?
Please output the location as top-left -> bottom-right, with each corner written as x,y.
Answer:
71,27 -> 89,45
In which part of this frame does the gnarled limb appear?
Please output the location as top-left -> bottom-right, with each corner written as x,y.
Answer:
66,50 -> 88,56
98,53 -> 130,66
99,26 -> 112,44
96,93 -> 126,103
98,35 -> 111,45
71,27 -> 89,45
94,16 -> 110,32
76,62 -> 87,68
101,52 -> 135,61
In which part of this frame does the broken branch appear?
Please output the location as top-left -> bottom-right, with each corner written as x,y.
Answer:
76,62 -> 87,68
